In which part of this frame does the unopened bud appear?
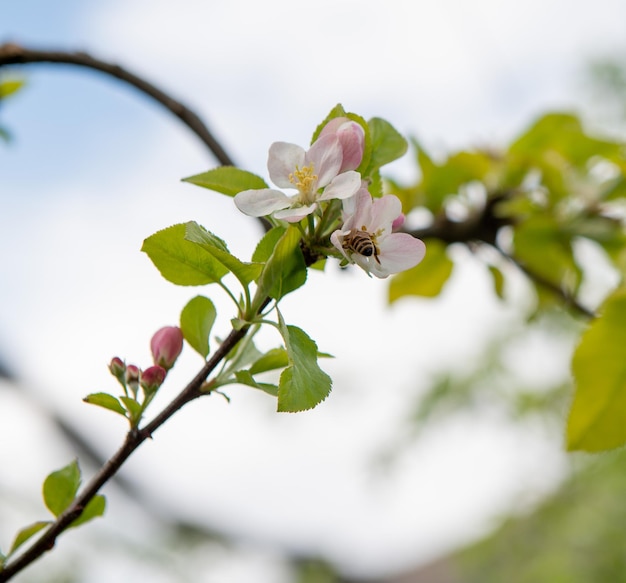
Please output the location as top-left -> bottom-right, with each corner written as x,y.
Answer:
319,117 -> 365,172
108,357 -> 125,382
150,326 -> 184,370
125,364 -> 141,396
140,365 -> 167,395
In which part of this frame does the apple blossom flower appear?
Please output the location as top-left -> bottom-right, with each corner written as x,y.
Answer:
234,130 -> 362,223
330,188 -> 426,278
150,326 -> 184,370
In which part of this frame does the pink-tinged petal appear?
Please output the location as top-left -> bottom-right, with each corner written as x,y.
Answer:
268,142 -> 305,188
342,187 -> 373,230
273,203 -> 317,222
234,188 -> 292,217
392,213 -> 405,231
369,195 -> 403,234
330,229 -> 351,260
335,121 -> 365,172
375,234 -> 426,275
318,116 -> 349,138
306,133 -> 342,187
319,171 -> 361,201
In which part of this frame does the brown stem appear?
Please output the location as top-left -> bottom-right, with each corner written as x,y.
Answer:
0,43 -> 235,166
0,319 -> 255,581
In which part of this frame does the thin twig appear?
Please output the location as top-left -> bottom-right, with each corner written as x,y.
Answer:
0,318 -> 257,581
0,42 -> 235,166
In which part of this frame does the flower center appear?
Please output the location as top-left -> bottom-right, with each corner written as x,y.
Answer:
289,164 -> 318,204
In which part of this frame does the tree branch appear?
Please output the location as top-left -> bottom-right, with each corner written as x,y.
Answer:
0,42 -> 235,166
0,313 -> 263,581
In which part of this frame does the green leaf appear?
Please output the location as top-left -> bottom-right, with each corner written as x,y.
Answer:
43,460 -> 81,517
180,295 -> 216,358
70,495 -> 106,528
366,117 -> 408,172
234,370 -> 279,396
120,396 -> 142,422
277,323 -> 332,412
513,216 -> 581,294
256,226 -> 307,302
182,166 -> 268,196
488,265 -> 506,299
83,392 -> 127,416
8,521 -> 51,557
567,286 -> 626,452
0,79 -> 26,100
509,112 -> 622,166
388,240 -> 453,302
185,221 -> 263,288
310,103 -> 347,143
252,226 -> 286,263
249,347 -> 289,374
142,223 -> 228,285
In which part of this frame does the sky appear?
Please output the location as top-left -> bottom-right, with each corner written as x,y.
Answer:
2,1 -> 626,580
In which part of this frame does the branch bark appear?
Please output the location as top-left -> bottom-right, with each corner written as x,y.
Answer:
0,42 -> 235,166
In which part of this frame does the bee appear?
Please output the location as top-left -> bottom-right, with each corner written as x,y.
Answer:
342,227 -> 380,264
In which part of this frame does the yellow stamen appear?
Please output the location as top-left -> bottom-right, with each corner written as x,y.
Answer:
289,164 -> 318,204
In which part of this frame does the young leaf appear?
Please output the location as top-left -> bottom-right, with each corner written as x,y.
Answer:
70,495 -> 106,528
277,324 -> 332,412
234,370 -> 279,396
310,103 -> 347,143
183,166 -> 268,196
256,226 -> 307,302
0,78 -> 26,99
43,460 -> 81,517
142,224 -> 228,285
180,295 -> 216,358
185,221 -> 263,287
249,347 -> 289,374
83,392 -> 126,416
388,240 -> 453,303
252,226 -> 286,263
120,396 -> 142,423
488,265 -> 506,299
8,521 -> 51,557
567,286 -> 626,452
367,117 -> 408,172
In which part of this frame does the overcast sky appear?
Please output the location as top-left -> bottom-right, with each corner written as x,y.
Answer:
2,1 -> 626,580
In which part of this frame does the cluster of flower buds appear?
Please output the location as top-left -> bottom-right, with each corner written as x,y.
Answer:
234,116 -> 425,278
108,326 -> 184,397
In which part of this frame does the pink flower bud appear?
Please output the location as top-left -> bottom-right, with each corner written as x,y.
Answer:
392,213 -> 405,231
319,117 -> 365,172
108,357 -> 125,380
150,326 -> 184,370
140,365 -> 167,395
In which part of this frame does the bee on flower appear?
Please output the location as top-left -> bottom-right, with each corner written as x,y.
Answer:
331,187 -> 426,278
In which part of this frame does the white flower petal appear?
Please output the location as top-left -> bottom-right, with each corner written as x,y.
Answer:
234,188 -> 292,217
268,142 -> 305,188
273,203 -> 317,222
330,230 -> 350,260
319,171 -> 361,201
369,195 -> 403,234
306,133 -> 342,187
375,234 -> 426,275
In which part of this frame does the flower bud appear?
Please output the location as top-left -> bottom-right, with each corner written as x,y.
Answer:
125,364 -> 141,396
108,357 -> 126,382
319,117 -> 365,172
140,365 -> 167,395
150,326 -> 184,370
